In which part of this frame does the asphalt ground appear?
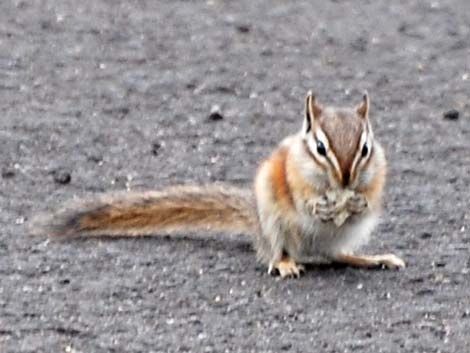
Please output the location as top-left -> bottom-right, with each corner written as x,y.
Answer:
1,1 -> 469,352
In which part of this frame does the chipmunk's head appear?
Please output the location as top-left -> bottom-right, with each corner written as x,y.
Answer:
301,91 -> 384,190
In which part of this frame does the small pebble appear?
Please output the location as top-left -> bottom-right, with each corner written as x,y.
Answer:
447,177 -> 458,184
351,36 -> 368,52
151,141 -> 162,156
118,106 -> 130,117
1,169 -> 15,179
420,232 -> 432,239
59,278 -> 70,285
443,109 -> 459,120
260,48 -> 273,57
208,105 -> 224,121
185,82 -> 197,90
52,169 -> 71,184
415,288 -> 435,296
236,24 -> 250,33
40,20 -> 52,30
87,153 -> 103,163
280,343 -> 292,351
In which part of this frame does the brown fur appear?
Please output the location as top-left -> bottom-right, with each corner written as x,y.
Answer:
31,185 -> 259,238
318,108 -> 363,183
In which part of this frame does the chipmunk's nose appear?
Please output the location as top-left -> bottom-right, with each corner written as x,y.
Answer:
342,171 -> 350,187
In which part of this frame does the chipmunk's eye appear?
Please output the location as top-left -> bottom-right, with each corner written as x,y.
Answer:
361,143 -> 369,157
317,140 -> 327,156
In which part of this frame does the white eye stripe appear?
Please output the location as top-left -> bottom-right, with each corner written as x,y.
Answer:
315,129 -> 330,149
359,129 -> 368,147
306,133 -> 319,157
351,130 -> 373,181
310,129 -> 342,178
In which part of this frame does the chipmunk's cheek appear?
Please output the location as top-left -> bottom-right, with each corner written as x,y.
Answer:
355,169 -> 371,189
348,169 -> 360,189
308,170 -> 328,191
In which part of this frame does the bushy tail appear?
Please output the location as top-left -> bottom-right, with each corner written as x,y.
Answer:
30,185 -> 260,238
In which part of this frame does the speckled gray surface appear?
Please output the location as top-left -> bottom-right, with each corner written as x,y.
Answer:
1,1 -> 469,352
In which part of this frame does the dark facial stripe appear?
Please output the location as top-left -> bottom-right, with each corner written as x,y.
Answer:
316,130 -> 345,184
351,131 -> 373,185
349,132 -> 365,184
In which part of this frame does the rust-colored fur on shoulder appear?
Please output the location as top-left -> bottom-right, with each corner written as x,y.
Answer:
268,147 -> 294,209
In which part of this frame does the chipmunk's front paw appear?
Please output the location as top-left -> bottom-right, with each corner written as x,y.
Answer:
268,258 -> 305,279
305,199 -> 316,215
347,193 -> 368,214
314,196 -> 338,222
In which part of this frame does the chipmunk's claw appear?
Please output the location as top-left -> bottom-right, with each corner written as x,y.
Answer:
269,258 -> 305,278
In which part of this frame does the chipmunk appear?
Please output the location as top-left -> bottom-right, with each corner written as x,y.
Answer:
31,91 -> 405,278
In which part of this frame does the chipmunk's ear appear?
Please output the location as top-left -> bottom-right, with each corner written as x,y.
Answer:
356,92 -> 370,120
304,90 -> 322,134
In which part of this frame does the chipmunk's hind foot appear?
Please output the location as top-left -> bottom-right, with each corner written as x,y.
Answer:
334,253 -> 406,270
371,254 -> 406,269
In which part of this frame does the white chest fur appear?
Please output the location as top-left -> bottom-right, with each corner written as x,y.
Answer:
297,210 -> 380,260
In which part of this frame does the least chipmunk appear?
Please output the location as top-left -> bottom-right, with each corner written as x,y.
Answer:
32,91 -> 405,278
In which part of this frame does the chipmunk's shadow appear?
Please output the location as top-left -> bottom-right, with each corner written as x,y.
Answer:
65,234 -> 383,277
303,262 -> 349,271
147,235 -> 359,277
155,233 -> 254,254
66,232 -> 254,255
